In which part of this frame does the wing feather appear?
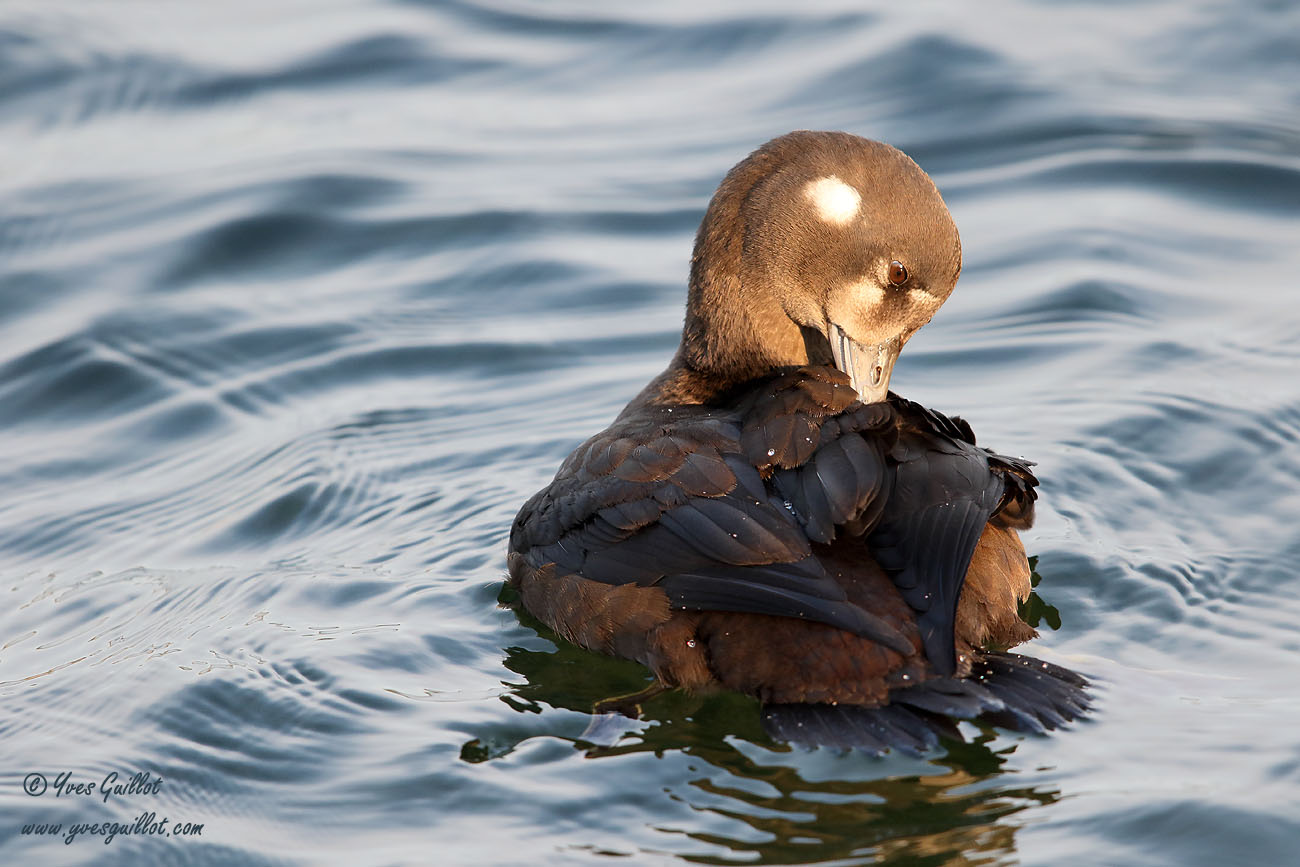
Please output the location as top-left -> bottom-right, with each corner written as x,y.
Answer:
509,369 -> 1038,673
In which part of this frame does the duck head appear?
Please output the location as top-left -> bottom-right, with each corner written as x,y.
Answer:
678,131 -> 962,403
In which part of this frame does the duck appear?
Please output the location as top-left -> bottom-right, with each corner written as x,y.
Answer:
508,131 -> 1087,752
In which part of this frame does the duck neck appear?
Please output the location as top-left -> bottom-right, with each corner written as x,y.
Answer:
679,277 -> 809,388
629,269 -> 813,411
629,146 -> 818,410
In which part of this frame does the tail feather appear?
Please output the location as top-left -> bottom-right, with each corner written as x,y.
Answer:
761,651 -> 1090,753
762,702 -> 955,755
974,652 -> 1091,733
890,675 -> 1005,717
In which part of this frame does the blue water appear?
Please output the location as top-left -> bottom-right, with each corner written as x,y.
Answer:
2,1 -> 1299,864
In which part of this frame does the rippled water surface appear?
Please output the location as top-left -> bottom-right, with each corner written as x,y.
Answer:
2,1 -> 1299,864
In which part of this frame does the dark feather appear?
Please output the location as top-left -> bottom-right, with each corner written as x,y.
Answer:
869,407 -> 1022,675
511,368 -> 1041,673
671,449 -> 737,497
762,702 -> 952,755
761,651 -> 1089,752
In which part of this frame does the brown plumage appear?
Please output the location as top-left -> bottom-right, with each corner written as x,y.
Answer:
508,131 -> 1087,751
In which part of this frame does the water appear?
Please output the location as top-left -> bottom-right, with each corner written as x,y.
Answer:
2,1 -> 1298,863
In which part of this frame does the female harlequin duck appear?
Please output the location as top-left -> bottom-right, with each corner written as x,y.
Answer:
508,131 -> 1087,751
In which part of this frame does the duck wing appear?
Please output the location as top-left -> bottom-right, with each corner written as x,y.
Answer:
510,368 -> 911,654
868,398 -> 1038,674
509,367 -> 1036,669
736,376 -> 1038,675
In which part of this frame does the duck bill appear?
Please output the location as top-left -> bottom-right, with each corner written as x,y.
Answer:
827,324 -> 901,404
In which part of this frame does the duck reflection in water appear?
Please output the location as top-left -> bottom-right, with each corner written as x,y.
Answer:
506,131 -> 1088,754
473,607 -> 1064,866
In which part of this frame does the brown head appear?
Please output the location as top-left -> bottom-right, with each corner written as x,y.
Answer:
675,131 -> 962,402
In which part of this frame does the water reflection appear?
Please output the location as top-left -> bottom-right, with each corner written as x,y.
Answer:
481,595 -> 1064,865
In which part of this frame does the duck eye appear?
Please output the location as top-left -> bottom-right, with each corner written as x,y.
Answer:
888,260 -> 909,285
